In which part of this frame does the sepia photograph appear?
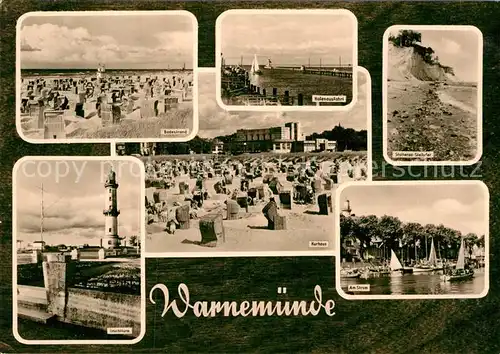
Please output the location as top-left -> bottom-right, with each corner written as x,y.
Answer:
17,11 -> 197,143
383,26 -> 482,164
216,9 -> 357,110
12,157 -> 145,344
115,66 -> 371,256
336,181 -> 489,299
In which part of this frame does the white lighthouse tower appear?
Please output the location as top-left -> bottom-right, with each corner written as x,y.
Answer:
341,199 -> 352,217
102,168 -> 120,249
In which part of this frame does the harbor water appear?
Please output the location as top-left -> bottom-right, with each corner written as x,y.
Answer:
238,66 -> 353,106
253,69 -> 351,102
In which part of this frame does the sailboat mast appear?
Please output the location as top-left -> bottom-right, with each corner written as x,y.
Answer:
40,183 -> 44,243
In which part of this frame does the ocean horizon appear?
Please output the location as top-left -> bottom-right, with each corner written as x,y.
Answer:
21,68 -> 193,77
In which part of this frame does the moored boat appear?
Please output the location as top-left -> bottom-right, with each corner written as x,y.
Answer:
441,238 -> 474,282
412,264 -> 434,272
390,249 -> 413,275
441,268 -> 474,281
401,267 -> 414,274
413,238 -> 443,272
340,268 -> 361,279
379,268 -> 391,275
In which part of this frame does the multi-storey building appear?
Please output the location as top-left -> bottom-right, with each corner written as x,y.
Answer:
235,122 -> 335,154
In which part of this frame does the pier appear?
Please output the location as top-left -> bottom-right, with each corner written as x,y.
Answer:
221,60 -> 352,106
276,66 -> 353,79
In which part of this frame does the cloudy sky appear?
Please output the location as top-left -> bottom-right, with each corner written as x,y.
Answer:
340,183 -> 488,236
20,14 -> 195,69
220,12 -> 355,66
198,69 -> 368,138
15,160 -> 142,247
389,28 -> 481,82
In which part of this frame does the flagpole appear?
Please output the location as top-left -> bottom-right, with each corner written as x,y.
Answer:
40,183 -> 44,243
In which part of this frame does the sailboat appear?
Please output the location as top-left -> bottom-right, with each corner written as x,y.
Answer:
390,249 -> 413,275
428,239 -> 444,270
264,58 -> 273,69
441,238 -> 474,281
250,54 -> 263,75
413,239 -> 441,272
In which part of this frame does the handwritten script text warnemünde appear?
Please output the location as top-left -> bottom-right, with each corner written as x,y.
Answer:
149,284 -> 335,318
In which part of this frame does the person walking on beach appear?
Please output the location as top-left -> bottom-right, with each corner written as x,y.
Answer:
353,159 -> 363,181
262,197 -> 279,230
330,161 -> 339,184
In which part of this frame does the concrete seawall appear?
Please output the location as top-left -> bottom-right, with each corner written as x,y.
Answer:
17,284 -> 141,337
65,288 -> 141,336
17,253 -> 142,338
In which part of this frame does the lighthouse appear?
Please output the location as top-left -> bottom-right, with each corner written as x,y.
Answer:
341,200 -> 352,217
102,168 -> 120,249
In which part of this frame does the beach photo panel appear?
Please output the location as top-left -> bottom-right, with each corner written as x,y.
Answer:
16,11 -> 198,143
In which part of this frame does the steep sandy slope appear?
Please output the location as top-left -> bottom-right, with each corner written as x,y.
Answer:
387,43 -> 457,82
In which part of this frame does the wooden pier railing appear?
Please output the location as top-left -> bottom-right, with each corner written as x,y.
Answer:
221,68 -> 351,106
221,75 -> 305,106
298,68 -> 353,78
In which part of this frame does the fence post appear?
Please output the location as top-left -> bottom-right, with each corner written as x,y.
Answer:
42,254 -> 74,318
31,250 -> 41,264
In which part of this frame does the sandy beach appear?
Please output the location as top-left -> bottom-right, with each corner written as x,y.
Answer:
144,152 -> 368,253
387,81 -> 478,161
19,70 -> 194,140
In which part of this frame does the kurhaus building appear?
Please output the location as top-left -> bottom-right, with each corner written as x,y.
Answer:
235,122 -> 336,154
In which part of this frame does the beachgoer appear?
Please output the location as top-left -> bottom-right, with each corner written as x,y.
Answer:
262,197 -> 279,230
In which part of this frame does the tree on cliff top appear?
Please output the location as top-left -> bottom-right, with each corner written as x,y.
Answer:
389,30 -> 422,47
389,30 -> 445,66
